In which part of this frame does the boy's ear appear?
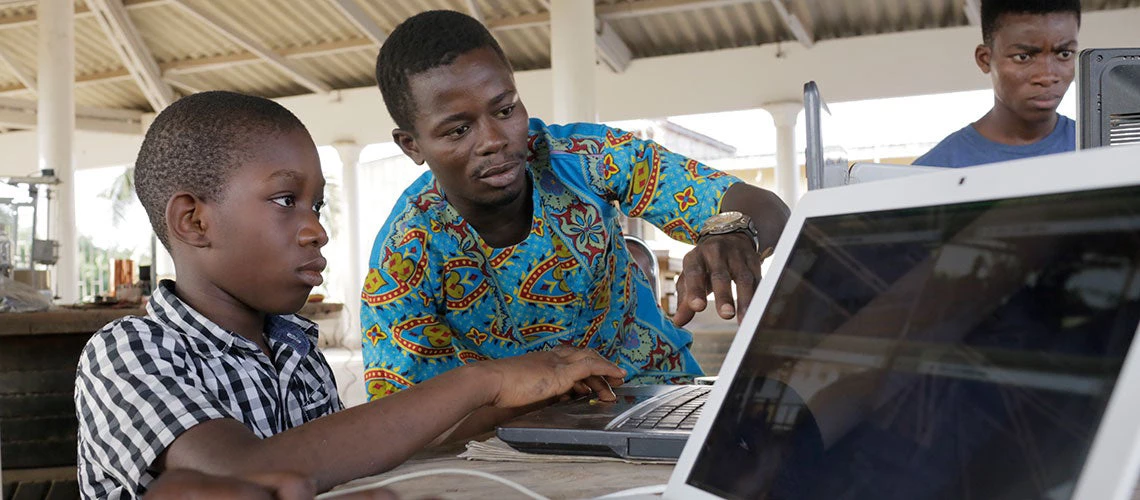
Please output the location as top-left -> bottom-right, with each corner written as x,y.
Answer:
393,128 -> 425,166
166,192 -> 211,249
975,44 -> 992,74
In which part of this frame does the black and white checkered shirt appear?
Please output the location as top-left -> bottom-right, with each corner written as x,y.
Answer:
74,280 -> 343,499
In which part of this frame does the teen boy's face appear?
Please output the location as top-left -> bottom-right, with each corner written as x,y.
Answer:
977,12 -> 1078,123
207,129 -> 329,314
393,47 -> 531,212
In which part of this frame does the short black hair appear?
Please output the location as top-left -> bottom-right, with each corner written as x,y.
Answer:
981,0 -> 1081,46
375,10 -> 512,131
135,91 -> 307,250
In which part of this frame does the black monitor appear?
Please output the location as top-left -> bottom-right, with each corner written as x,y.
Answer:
1077,48 -> 1140,149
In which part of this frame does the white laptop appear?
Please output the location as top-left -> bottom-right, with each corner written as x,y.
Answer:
622,144 -> 1140,499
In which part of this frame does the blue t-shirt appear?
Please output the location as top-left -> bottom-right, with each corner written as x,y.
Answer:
912,115 -> 1075,168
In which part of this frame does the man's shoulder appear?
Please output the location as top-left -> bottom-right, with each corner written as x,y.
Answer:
376,172 -> 445,238
529,117 -> 630,155
367,174 -> 450,273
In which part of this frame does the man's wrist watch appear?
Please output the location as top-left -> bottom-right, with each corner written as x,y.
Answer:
698,211 -> 761,251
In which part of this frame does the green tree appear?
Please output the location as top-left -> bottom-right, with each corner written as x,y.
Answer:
100,167 -> 135,228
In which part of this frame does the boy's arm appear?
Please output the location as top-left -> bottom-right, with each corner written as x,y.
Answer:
159,346 -> 624,492
427,400 -> 550,447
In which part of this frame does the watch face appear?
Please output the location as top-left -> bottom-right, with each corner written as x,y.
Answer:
703,211 -> 746,233
709,212 -> 739,224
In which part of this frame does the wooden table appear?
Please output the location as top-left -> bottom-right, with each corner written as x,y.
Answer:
333,441 -> 674,500
0,301 -> 343,336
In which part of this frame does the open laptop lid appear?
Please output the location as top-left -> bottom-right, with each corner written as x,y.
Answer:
664,145 -> 1140,500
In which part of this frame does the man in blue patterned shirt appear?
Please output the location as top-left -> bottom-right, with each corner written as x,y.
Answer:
362,10 -> 789,402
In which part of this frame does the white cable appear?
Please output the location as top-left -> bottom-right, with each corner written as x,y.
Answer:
316,468 -> 550,500
592,483 -> 669,498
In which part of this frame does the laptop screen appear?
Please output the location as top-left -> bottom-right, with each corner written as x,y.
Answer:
686,185 -> 1140,499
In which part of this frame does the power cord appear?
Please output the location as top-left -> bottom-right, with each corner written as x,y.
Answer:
593,483 -> 668,498
316,468 -> 550,500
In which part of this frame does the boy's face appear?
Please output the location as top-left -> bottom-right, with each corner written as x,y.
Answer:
393,47 -> 531,212
203,129 -> 328,315
976,12 -> 1078,123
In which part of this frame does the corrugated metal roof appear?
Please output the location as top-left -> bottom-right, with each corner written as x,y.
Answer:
0,0 -> 1135,115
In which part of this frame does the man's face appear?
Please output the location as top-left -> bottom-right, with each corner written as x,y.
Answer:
394,47 -> 531,212
204,129 -> 329,315
977,12 -> 1079,123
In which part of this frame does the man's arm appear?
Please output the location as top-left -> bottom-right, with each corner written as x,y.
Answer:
559,123 -> 789,326
672,183 -> 789,326
160,347 -> 625,492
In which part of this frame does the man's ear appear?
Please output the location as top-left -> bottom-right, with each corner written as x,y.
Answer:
393,128 -> 425,165
166,192 -> 211,249
975,44 -> 992,74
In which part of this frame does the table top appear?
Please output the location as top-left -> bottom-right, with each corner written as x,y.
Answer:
332,441 -> 674,500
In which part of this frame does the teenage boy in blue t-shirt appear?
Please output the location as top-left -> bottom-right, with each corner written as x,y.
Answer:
914,0 -> 1080,168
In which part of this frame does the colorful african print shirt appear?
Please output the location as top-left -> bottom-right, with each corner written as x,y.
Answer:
360,119 -> 741,400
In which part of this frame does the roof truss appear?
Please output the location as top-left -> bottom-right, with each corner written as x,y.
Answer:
88,0 -> 174,110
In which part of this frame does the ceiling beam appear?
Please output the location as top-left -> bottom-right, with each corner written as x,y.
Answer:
538,1 -> 632,74
1,0 -> 763,39
964,0 -> 982,26
76,68 -> 133,87
595,19 -> 632,72
88,0 -> 174,110
770,0 -> 814,48
168,0 -> 332,94
594,0 -> 765,21
162,38 -> 373,74
485,11 -> 551,31
0,96 -> 144,134
163,76 -> 205,94
0,44 -> 35,93
0,0 -> 167,30
0,0 -> 774,93
327,0 -> 386,47
464,0 -> 486,24
0,38 -> 376,95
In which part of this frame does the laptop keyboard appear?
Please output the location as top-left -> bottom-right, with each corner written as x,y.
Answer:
617,386 -> 711,431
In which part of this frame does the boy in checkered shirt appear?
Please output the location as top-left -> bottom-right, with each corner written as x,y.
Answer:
75,91 -> 625,499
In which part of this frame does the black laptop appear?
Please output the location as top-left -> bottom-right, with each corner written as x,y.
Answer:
497,384 -> 711,460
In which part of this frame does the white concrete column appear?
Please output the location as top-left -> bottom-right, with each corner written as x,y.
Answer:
550,0 -> 596,123
39,0 -> 78,303
765,102 -> 802,209
332,141 -> 363,338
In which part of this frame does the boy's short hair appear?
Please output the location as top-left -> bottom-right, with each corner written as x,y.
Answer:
135,91 -> 306,250
981,0 -> 1081,46
375,10 -> 512,131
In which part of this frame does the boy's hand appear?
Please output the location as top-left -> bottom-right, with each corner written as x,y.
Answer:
480,346 -> 626,408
